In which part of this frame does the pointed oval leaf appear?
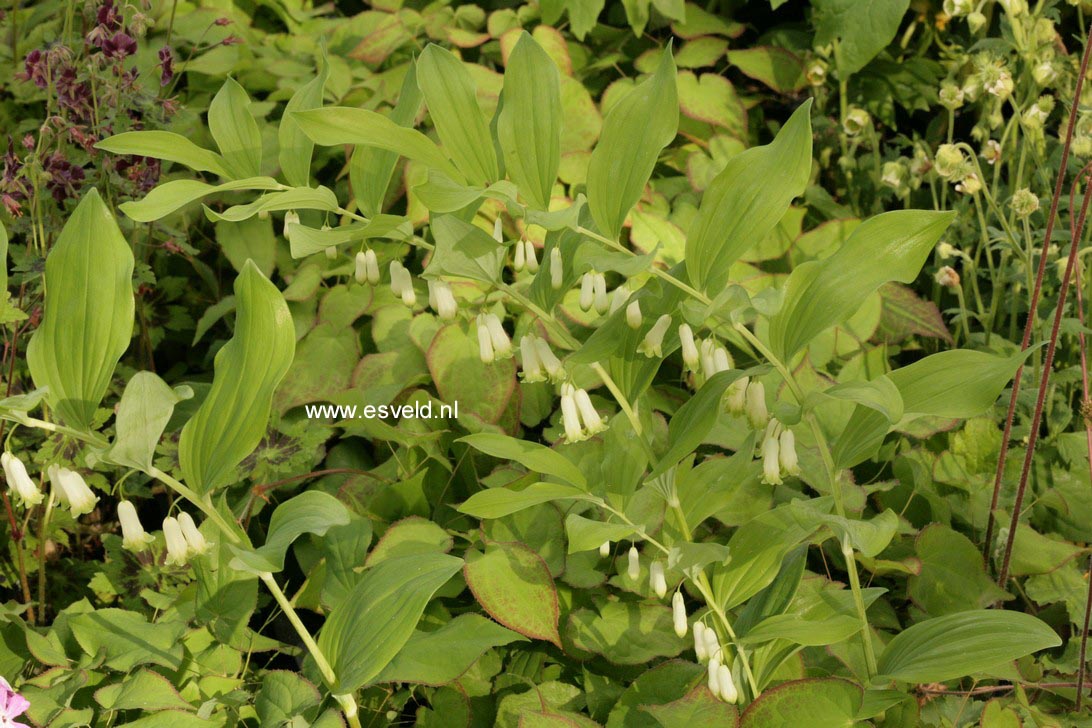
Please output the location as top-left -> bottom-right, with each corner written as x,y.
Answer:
178,261 -> 295,493
458,482 -> 592,520
119,177 -> 283,222
769,209 -> 954,360
685,101 -> 811,295
465,542 -> 561,646
229,491 -> 350,573
459,433 -> 586,488
95,131 -> 231,177
887,348 -> 1029,419
209,77 -> 263,178
497,32 -> 562,210
586,45 -> 678,240
278,59 -> 329,187
318,552 -> 464,693
876,610 -> 1061,683
27,190 -> 134,429
417,44 -> 499,186
107,372 -> 191,470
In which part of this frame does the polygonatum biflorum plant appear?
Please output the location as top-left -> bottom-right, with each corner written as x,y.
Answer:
3,0 -> 1092,725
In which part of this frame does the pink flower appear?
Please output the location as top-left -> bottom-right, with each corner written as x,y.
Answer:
0,676 -> 30,728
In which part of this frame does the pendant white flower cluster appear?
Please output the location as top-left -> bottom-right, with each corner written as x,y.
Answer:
476,313 -> 512,364
560,383 -> 606,442
578,272 -> 609,314
512,240 -> 539,273
163,512 -> 210,566
693,622 -> 739,703
389,261 -> 416,307
427,280 -> 458,320
48,465 -> 99,516
354,249 -> 380,286
518,335 -> 563,383
117,500 -> 154,551
1,452 -> 43,507
759,420 -> 801,486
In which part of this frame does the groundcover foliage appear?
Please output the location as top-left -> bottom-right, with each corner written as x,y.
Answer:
3,0 -> 1092,725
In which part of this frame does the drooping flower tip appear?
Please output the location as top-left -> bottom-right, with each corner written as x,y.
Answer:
649,560 -> 667,598
672,591 -> 687,637
118,500 -> 154,551
162,516 -> 189,565
2,452 -> 44,507
626,545 -> 640,581
638,315 -> 671,358
48,465 -> 99,517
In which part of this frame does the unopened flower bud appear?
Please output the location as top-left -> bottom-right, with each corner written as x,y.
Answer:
534,338 -> 564,379
1011,188 -> 1039,218
579,273 -> 595,311
934,144 -> 964,178
493,217 -> 503,243
627,545 -> 640,581
1033,61 -> 1058,86
483,313 -> 512,358
2,452 -> 43,507
283,210 -> 299,235
177,512 -> 209,555
717,663 -> 738,703
560,383 -> 582,441
936,265 -> 961,288
520,336 -> 544,382
593,274 -> 609,314
939,81 -> 965,110
842,107 -> 871,137
881,161 -> 906,190
779,429 -> 800,476
599,540 -> 610,558
513,239 -> 526,271
726,377 -> 748,414
649,560 -> 667,598
325,246 -> 337,260
354,251 -> 368,285
574,388 -> 605,434
679,324 -> 699,368
477,321 -> 495,364
163,516 -> 189,565
626,301 -> 642,329
390,261 -> 407,296
761,435 -> 783,485
707,655 -> 722,697
967,10 -> 986,32
693,622 -> 709,661
550,248 -> 564,290
745,381 -> 768,429
49,465 -> 99,517
524,241 -> 539,272
118,500 -> 154,551
672,591 -> 687,637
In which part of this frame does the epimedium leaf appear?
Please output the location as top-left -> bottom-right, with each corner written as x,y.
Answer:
459,433 -> 586,488
93,668 -> 195,713
351,61 -> 424,217
458,482 -> 594,520
567,601 -> 688,664
208,77 -> 263,179
178,261 -> 295,493
685,100 -> 811,295
229,491 -> 351,574
497,32 -> 562,210
887,348 -> 1029,419
426,215 -> 506,283
26,189 -> 135,430
95,131 -> 231,177
318,552 -> 464,693
564,514 -> 636,554
417,44 -> 500,186
768,209 -> 955,360
374,613 -> 526,686
739,678 -> 862,728
68,609 -> 186,672
292,107 -> 465,184
119,177 -> 283,222
107,372 -> 193,471
642,684 -> 740,727
586,43 -> 678,240
278,57 -> 329,188
254,671 -> 322,726
875,610 -> 1061,683
465,541 -> 561,646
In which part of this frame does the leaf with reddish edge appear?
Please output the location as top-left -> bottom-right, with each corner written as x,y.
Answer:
464,541 -> 561,647
740,678 -> 862,728
876,282 -> 953,344
642,684 -> 740,727
427,323 -> 517,427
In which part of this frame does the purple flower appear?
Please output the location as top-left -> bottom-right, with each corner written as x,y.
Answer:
0,676 -> 30,728
101,32 -> 137,60
42,152 -> 85,202
96,0 -> 121,31
19,50 -> 47,89
157,46 -> 174,87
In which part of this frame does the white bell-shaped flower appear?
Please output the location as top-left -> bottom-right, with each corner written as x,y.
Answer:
579,273 -> 595,311
626,301 -> 642,329
779,429 -> 800,476
716,663 -> 738,703
638,315 -> 671,358
524,241 -> 539,272
745,380 -> 769,429
678,325 -> 699,368
49,465 -> 99,517
177,512 -> 209,555
672,591 -> 688,637
2,452 -> 43,507
520,335 -> 544,382
118,500 -> 153,551
549,248 -> 564,290
627,545 -> 640,581
162,516 -> 189,566
649,560 -> 667,598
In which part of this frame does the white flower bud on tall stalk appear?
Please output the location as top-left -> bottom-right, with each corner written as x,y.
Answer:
579,273 -> 595,311
672,591 -> 688,637
177,512 -> 209,555
779,429 -> 800,476
717,663 -> 738,703
638,315 -> 671,358
477,320 -> 495,364
678,325 -> 699,368
49,465 -> 99,516
626,301 -> 642,329
745,381 -> 768,429
163,517 -> 189,566
649,560 -> 667,598
550,248 -> 563,289
524,241 -> 539,272
593,274 -> 609,314
118,500 -> 153,551
627,545 -> 640,581
2,452 -> 43,506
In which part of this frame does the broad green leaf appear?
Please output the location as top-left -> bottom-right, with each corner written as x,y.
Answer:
667,541 -> 732,573
365,516 -> 453,568
459,433 -> 586,487
217,215 -> 275,277
94,668 -> 194,712
426,215 -> 506,283
255,672 -> 321,726
740,613 -> 861,646
95,131 -> 231,177
465,542 -> 561,646
178,261 -> 295,493
907,525 -> 1008,616
586,44 -> 678,240
650,368 -> 754,478
642,685 -> 739,727
351,62 -> 424,216
714,506 -> 812,609
876,610 -> 1061,683
26,190 -> 134,430
229,491 -> 351,573
321,517 -> 373,610
813,0 -> 910,76
293,107 -> 464,183
68,609 -> 185,671
278,58 -> 328,187
287,215 -> 412,258
375,614 -> 525,685
203,186 -> 339,222
318,552 -> 464,693
888,349 -> 1028,419
568,0 -> 606,40
565,514 -> 636,553
107,372 -> 192,470
789,500 -> 898,558
685,101 -> 811,295
119,177 -> 283,222
727,47 -> 805,92
740,678 -> 862,728
497,32 -> 561,210
459,482 -> 593,519
568,601 -> 688,664
208,77 -> 263,178
417,44 -> 499,186
769,209 -> 954,359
